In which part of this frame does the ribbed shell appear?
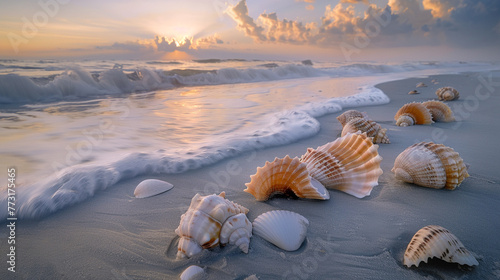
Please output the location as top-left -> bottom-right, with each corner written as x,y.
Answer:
252,210 -> 309,251
436,87 -> 460,101
336,110 -> 368,126
391,142 -> 469,190
219,213 -> 252,253
175,192 -> 249,259
300,132 -> 383,198
416,82 -> 427,88
341,118 -> 390,144
404,225 -> 479,267
394,102 -> 433,127
244,156 -> 330,201
422,100 -> 455,122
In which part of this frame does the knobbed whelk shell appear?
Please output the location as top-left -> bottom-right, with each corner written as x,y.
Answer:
404,225 -> 479,267
422,100 -> 455,122
336,110 -> 368,126
436,87 -> 460,101
394,102 -> 433,127
341,117 -> 390,144
175,192 -> 250,259
244,155 -> 330,201
392,142 -> 469,190
300,132 -> 383,198
253,210 -> 309,251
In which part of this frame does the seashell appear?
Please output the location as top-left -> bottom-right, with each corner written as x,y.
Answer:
404,225 -> 479,267
416,82 -> 427,88
341,117 -> 390,144
394,102 -> 433,127
391,142 -> 469,190
431,79 -> 438,84
436,87 -> 460,101
300,132 -> 383,198
336,110 -> 369,126
220,213 -> 252,253
175,192 -> 249,259
244,155 -> 330,201
422,100 -> 455,122
252,210 -> 309,251
134,179 -> 173,198
408,90 -> 419,95
180,265 -> 205,280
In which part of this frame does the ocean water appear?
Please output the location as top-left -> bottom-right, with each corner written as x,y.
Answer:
0,59 -> 497,220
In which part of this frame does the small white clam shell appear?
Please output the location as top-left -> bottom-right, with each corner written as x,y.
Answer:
180,265 -> 205,280
134,179 -> 173,198
253,210 -> 309,251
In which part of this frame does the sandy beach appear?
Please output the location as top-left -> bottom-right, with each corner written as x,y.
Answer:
3,71 -> 500,279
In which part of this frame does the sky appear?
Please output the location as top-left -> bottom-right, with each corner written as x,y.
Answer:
0,0 -> 499,61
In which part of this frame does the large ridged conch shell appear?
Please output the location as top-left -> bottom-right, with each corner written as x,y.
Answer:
422,100 -> 455,122
336,110 -> 368,126
175,192 -> 250,259
436,87 -> 460,101
404,225 -> 479,267
300,132 -> 383,198
252,210 -> 309,251
341,117 -> 390,144
394,102 -> 433,127
391,142 -> 469,190
244,155 -> 330,201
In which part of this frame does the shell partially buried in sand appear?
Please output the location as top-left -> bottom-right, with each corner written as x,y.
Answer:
252,210 -> 309,251
394,102 -> 433,127
133,179 -> 173,198
436,87 -> 460,101
391,142 -> 469,190
175,192 -> 251,259
180,265 -> 205,280
341,117 -> 390,144
300,132 -> 383,198
404,225 -> 479,268
422,100 -> 455,122
336,110 -> 368,126
244,155 -> 330,201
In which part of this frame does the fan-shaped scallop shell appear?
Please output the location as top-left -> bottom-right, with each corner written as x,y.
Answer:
219,213 -> 252,253
394,102 -> 433,127
436,87 -> 460,101
252,210 -> 309,251
422,100 -> 455,122
300,132 -> 383,198
244,155 -> 330,201
336,110 -> 368,126
341,118 -> 390,144
404,225 -> 479,267
175,192 -> 250,259
391,142 -> 469,190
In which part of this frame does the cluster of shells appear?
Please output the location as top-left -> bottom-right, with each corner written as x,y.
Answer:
395,100 -> 455,127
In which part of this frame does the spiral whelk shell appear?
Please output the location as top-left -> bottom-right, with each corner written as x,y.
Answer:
336,110 -> 368,126
422,100 -> 455,122
341,117 -> 390,144
391,142 -> 469,190
404,225 -> 479,267
244,155 -> 330,201
394,102 -> 433,127
300,132 -> 383,198
436,87 -> 460,101
175,192 -> 251,259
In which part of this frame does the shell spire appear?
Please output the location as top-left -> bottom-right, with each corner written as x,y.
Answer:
436,87 -> 460,101
394,102 -> 433,127
336,110 -> 369,126
341,117 -> 390,144
422,100 -> 455,122
300,132 -> 383,198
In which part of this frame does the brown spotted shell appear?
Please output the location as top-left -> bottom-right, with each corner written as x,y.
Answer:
436,87 -> 460,101
422,100 -> 455,122
300,132 -> 383,198
391,142 -> 469,190
244,155 -> 330,201
394,102 -> 433,127
404,225 -> 479,267
336,110 -> 368,126
341,117 -> 390,144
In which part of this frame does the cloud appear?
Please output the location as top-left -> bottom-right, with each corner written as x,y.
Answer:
296,0 -> 315,3
229,0 -> 266,41
422,0 -> 457,18
341,0 -> 369,4
96,41 -> 155,52
306,5 -> 315,10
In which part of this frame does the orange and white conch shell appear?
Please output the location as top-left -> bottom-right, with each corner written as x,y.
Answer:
391,142 -> 469,190
336,110 -> 368,126
404,225 -> 479,267
436,87 -> 460,101
175,192 -> 251,259
300,132 -> 383,198
244,156 -> 330,201
394,102 -> 433,127
341,117 -> 390,144
422,100 -> 455,122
